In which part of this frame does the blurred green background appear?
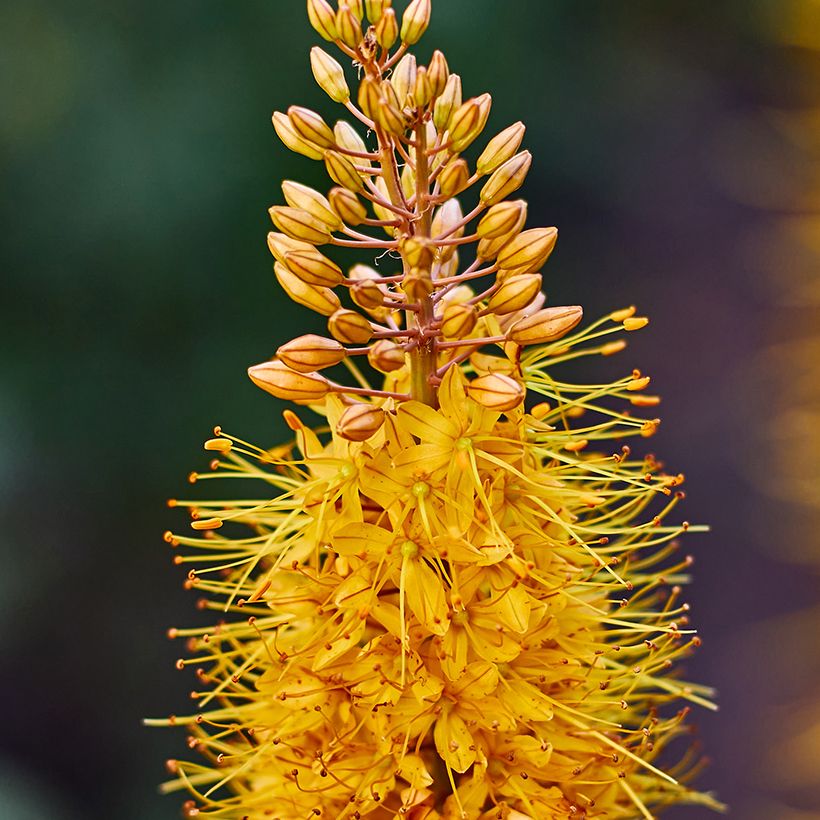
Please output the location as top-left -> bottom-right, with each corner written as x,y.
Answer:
2,0 -> 819,817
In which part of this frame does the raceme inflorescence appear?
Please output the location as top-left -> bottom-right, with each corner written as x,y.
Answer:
148,1 -> 723,818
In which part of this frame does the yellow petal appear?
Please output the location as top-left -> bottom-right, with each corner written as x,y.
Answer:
500,678 -> 554,722
405,558 -> 448,636
397,400 -> 458,447
332,522 -> 393,556
434,710 -> 476,773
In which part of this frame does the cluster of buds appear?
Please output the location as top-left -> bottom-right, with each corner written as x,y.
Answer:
253,0 -> 599,439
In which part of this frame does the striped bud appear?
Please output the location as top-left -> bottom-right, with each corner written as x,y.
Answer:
284,249 -> 343,287
427,50 -> 449,98
412,67 -> 434,108
497,227 -> 558,275
378,93 -> 406,136
375,7 -> 399,49
365,0 -> 388,24
358,76 -> 381,121
486,273 -> 543,315
269,206 -> 332,245
498,291 -> 546,333
307,0 -> 338,42
402,268 -> 434,300
267,231 -> 315,264
467,373 -> 525,412
329,187 -> 367,226
480,151 -> 532,206
282,181 -> 342,231
431,199 -> 463,263
310,47 -> 350,104
348,0 -> 364,18
248,360 -> 330,403
477,200 -> 527,241
351,279 -> 387,311
275,262 -> 341,316
272,112 -> 323,160
477,122 -> 526,176
441,302 -> 478,340
392,54 -> 417,104
288,106 -> 336,150
334,121 -> 370,163
401,0 -> 431,45
433,73 -> 462,132
328,309 -> 373,344
325,150 -> 365,192
508,306 -> 583,346
336,3 -> 363,49
399,236 -> 435,269
368,340 -> 406,373
337,403 -> 386,442
449,94 -> 492,152
438,158 -> 470,198
277,334 -> 346,373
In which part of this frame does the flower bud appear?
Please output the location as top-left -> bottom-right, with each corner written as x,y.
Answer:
248,360 -> 330,403
467,373 -> 525,412
448,94 -> 492,152
282,180 -> 342,231
486,273 -> 543,315
507,306 -> 583,346
412,67 -> 434,108
378,92 -> 407,136
399,236 -> 435,269
368,339 -> 406,373
277,334 -> 347,372
337,403 -> 386,441
427,50 -> 449,98
288,106 -> 336,150
497,227 -> 558,275
402,267 -> 434,300
336,3 -> 363,48
348,0 -> 364,18
351,279 -> 387,311
329,187 -> 367,226
375,7 -> 399,49
307,0 -> 338,42
275,261 -> 342,316
438,158 -> 470,198
480,151 -> 532,206
497,291 -> 546,333
391,54 -> 417,104
310,47 -> 350,104
357,76 -> 381,121
477,200 -> 527,241
476,122 -> 526,176
441,302 -> 478,340
269,206 -> 332,245
333,120 -> 369,158
401,0 -> 431,45
433,73 -> 462,133
431,199 -> 463,262
328,309 -> 373,344
267,231 -> 315,264
284,249 -> 344,287
365,0 -> 388,23
272,112 -> 323,160
325,150 -> 365,193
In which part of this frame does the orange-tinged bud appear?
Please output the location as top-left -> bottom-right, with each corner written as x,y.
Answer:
476,122 -> 526,175
325,150 -> 365,193
375,7 -> 399,49
433,73 -> 462,132
467,373 -> 525,412
333,120 -> 369,157
269,206 -> 332,245
272,111 -> 323,161
267,231 -> 315,264
368,339 -> 406,373
351,278 -> 387,311
412,67 -> 434,108
480,151 -> 532,205
328,309 -> 373,344
348,0 -> 364,19
378,94 -> 406,136
497,291 -> 547,333
441,302 -> 478,339
391,54 -> 417,104
365,0 -> 388,23
275,262 -> 341,316
508,305 -> 583,345
310,47 -> 350,104
307,0 -> 338,41
497,227 -> 558,275
329,187 -> 367,226
400,236 -> 435,269
282,180 -> 342,231
438,158 -> 470,198
402,267 -> 434,300
358,76 -> 381,121
401,0 -> 431,45
624,316 -> 649,331
427,50 -> 449,98
337,403 -> 386,441
248,360 -> 330,403
449,94 -> 492,152
487,273 -> 543,315
277,334 -> 346,372
283,249 -> 343,287
336,3 -> 363,48
288,106 -> 336,150
477,199 -> 528,240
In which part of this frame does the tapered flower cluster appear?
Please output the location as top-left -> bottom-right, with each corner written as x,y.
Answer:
151,1 -> 722,817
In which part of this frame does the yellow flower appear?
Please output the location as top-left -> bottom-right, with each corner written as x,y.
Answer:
148,3 -> 723,818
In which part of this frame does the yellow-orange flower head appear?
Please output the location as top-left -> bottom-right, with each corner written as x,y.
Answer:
149,2 -> 723,817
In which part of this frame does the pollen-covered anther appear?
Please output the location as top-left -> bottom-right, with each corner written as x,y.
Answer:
277,334 -> 347,372
624,316 -> 650,331
336,403 -> 386,442
190,518 -> 222,531
467,373 -> 525,412
203,437 -> 232,454
508,305 -> 583,345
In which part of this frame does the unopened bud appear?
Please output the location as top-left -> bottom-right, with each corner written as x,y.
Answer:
275,262 -> 341,316
448,93 -> 492,152
375,7 -> 399,49
277,335 -> 346,372
477,199 -> 527,241
334,120 -> 369,157
310,47 -> 350,104
480,151 -> 532,206
272,111 -> 323,160
328,309 -> 373,344
486,273 -> 543,315
288,106 -> 336,150
497,227 -> 558,275
325,150 -> 365,193
402,267 -> 434,300
476,122 -> 526,175
329,187 -> 367,226
269,206 -> 332,245
433,73 -> 462,132
412,67 -> 434,108
508,306 -> 583,346
427,50 -> 449,98
498,291 -> 546,333
351,278 -> 387,311
441,302 -> 478,339
401,0 -> 431,45
438,158 -> 470,198
399,236 -> 435,269
357,76 -> 381,121
284,249 -> 343,287
267,231 -> 315,264
368,339 -> 406,373
249,360 -> 330,403
337,403 -> 386,441
282,180 -> 342,231
378,94 -> 406,136
336,3 -> 363,49
307,0 -> 338,42
467,373 -> 525,412
431,198 -> 464,263
391,54 -> 417,104
348,0 -> 364,18
365,0 -> 388,24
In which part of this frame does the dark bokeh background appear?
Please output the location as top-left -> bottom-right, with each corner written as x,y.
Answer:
2,1 -> 819,817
